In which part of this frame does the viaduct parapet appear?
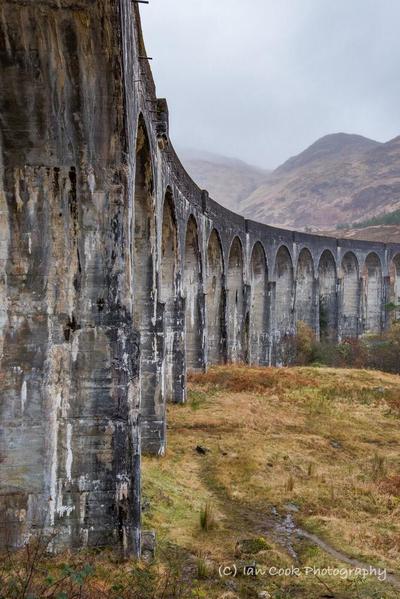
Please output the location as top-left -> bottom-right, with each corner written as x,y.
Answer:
1,1 -> 399,555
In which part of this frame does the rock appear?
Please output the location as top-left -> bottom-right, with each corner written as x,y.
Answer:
284,502 -> 300,512
224,579 -> 238,591
373,386 -> 386,394
258,592 -> 272,599
141,498 -> 151,512
195,445 -> 210,455
235,537 -> 271,555
330,439 -> 342,449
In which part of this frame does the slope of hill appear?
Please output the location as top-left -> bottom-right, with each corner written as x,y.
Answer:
241,133 -> 400,230
179,148 -> 269,211
326,224 -> 400,243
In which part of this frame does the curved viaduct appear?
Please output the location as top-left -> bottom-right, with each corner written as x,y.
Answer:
0,1 -> 399,555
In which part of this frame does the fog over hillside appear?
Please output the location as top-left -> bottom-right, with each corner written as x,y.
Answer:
179,148 -> 270,211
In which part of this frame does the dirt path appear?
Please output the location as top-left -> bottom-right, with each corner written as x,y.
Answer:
260,506 -> 400,591
200,452 -> 400,593
227,501 -> 400,591
297,528 -> 400,590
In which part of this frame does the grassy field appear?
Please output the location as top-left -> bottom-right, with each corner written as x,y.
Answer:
142,365 -> 400,598
2,365 -> 400,598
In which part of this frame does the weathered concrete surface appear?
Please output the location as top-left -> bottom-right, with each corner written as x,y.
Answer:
0,0 -> 141,554
1,0 -> 400,554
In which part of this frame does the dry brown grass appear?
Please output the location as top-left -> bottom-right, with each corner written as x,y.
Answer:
143,365 -> 400,598
378,475 -> 400,496
188,363 -> 314,394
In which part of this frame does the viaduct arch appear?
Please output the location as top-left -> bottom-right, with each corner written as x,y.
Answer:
160,189 -> 179,403
362,253 -> 383,334
183,215 -> 203,372
249,242 -> 268,365
340,251 -> 361,338
227,236 -> 245,363
274,245 -> 295,339
1,0 -> 399,557
318,250 -> 338,340
295,248 -> 315,331
206,229 -> 225,365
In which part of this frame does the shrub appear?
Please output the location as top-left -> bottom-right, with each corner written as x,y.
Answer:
289,322 -> 400,375
294,321 -> 315,365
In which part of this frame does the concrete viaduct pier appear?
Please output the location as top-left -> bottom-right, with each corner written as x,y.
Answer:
1,0 -> 399,556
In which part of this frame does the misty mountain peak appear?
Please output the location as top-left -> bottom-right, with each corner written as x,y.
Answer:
276,133 -> 381,174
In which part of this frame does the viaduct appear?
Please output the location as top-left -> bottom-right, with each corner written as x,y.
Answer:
1,1 -> 400,556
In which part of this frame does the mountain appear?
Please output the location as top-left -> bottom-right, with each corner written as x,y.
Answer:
179,148 -> 269,211
240,133 -> 400,231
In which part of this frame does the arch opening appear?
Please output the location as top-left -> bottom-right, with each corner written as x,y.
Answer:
295,248 -> 315,331
206,229 -> 224,365
184,216 -> 203,371
161,190 -> 178,401
133,116 -> 158,451
318,250 -> 338,341
274,246 -> 294,337
249,242 -> 267,365
362,253 -> 382,334
227,237 -> 244,362
341,252 -> 360,338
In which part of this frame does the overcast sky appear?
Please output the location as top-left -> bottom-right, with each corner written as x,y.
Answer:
141,0 -> 400,169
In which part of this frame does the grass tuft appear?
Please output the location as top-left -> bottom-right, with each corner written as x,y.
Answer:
285,475 -> 295,493
371,452 -> 386,481
199,502 -> 216,532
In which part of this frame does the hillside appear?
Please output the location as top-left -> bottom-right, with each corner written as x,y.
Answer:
180,148 -> 269,211
326,224 -> 400,243
240,133 -> 400,230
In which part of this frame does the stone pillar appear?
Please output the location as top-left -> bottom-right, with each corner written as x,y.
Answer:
0,1 -> 142,555
269,281 -> 278,366
382,275 -> 391,332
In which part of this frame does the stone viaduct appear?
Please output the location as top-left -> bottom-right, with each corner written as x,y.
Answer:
1,0 -> 400,557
